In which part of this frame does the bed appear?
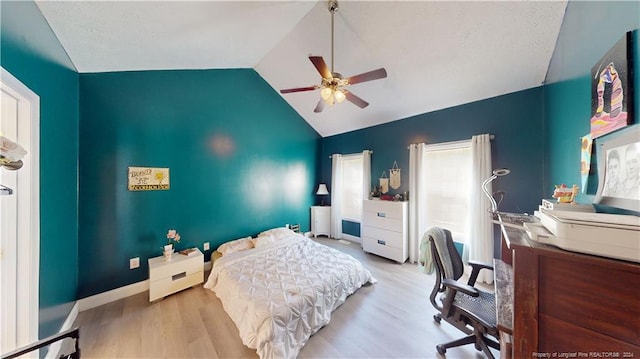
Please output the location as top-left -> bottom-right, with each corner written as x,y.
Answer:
203,228 -> 376,359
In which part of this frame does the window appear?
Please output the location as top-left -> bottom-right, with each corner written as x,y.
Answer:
340,154 -> 363,221
424,141 -> 472,243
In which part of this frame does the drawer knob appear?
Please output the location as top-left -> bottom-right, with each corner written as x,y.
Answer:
377,240 -> 386,245
377,212 -> 386,217
172,272 -> 187,281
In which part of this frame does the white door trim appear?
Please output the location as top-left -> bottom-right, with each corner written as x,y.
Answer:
1,66 -> 40,351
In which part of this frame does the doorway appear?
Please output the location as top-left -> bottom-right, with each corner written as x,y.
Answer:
0,67 -> 40,354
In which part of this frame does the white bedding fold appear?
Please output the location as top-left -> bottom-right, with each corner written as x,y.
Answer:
204,235 -> 376,359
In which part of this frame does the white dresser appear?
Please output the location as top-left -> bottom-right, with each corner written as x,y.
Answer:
311,206 -> 331,237
361,200 -> 408,263
148,248 -> 204,302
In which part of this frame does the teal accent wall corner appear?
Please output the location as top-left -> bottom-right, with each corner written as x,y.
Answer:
322,87 -> 546,216
1,0 -> 80,341
78,69 -> 320,298
543,1 -> 639,208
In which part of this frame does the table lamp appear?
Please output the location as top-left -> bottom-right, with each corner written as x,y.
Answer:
316,183 -> 329,205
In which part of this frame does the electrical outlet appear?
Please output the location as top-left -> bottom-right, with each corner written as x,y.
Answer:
203,242 -> 210,251
129,257 -> 140,269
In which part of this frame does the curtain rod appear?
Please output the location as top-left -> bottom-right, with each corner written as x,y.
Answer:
406,134 -> 495,149
329,149 -> 372,158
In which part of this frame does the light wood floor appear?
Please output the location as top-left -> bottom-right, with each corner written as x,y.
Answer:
70,237 -> 498,358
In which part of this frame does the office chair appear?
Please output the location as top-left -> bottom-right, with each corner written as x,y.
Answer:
426,227 -> 500,358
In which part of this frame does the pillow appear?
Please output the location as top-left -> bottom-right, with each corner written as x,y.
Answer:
258,227 -> 297,241
251,234 -> 277,248
217,236 -> 253,256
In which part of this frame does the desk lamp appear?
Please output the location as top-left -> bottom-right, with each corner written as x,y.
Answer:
482,168 -> 510,213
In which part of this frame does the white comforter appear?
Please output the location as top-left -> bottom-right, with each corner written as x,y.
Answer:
204,235 -> 376,359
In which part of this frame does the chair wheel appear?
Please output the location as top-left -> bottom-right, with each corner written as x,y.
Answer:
436,345 -> 446,355
433,314 -> 441,323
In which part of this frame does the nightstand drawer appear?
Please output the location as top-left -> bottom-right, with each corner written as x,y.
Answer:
149,271 -> 204,302
148,248 -> 204,302
149,254 -> 202,281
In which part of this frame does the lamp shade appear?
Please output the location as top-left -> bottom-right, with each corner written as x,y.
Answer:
316,183 -> 329,195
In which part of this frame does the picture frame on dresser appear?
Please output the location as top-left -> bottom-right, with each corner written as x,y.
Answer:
594,125 -> 640,212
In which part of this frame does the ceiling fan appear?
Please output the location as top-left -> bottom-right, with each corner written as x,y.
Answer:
280,0 -> 387,113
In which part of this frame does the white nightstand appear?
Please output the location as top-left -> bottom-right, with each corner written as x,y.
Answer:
148,248 -> 204,302
311,206 -> 331,237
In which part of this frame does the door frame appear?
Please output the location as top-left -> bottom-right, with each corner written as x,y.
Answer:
1,66 -> 40,351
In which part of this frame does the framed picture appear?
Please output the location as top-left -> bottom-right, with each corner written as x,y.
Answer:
594,126 -> 640,212
590,31 -> 635,138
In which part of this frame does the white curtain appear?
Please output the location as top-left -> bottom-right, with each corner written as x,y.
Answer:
468,134 -> 494,284
408,143 -> 427,263
330,154 -> 343,239
362,150 -> 371,200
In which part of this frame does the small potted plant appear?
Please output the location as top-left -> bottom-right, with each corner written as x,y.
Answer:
164,229 -> 181,260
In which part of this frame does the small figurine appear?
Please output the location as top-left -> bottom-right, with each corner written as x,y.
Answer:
552,184 -> 579,203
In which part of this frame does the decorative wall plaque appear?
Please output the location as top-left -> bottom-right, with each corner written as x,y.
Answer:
128,167 -> 170,191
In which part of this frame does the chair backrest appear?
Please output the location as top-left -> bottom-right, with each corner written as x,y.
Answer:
427,227 -> 464,281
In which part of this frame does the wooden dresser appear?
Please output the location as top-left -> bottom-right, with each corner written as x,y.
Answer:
361,199 -> 408,263
496,225 -> 640,358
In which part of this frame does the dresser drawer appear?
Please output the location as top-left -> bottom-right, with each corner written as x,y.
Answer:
149,270 -> 204,302
362,237 -> 407,263
363,200 -> 405,219
361,225 -> 404,248
362,210 -> 404,232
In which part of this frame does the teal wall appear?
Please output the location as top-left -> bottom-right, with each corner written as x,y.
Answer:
1,0 -> 638,343
544,1 -> 639,212
78,70 -> 320,298
322,87 -> 545,258
322,87 -> 546,216
1,1 -> 79,340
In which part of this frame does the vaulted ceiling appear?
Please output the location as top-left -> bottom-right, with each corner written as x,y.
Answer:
36,1 -> 567,137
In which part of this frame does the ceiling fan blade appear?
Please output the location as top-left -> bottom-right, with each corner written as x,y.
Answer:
280,86 -> 318,94
345,91 -> 369,109
347,68 -> 387,85
313,99 -> 325,113
309,56 -> 332,79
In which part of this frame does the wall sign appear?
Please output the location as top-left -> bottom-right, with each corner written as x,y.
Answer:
128,167 -> 170,191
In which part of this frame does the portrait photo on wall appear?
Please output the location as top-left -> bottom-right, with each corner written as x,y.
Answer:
590,31 -> 635,139
594,126 -> 640,212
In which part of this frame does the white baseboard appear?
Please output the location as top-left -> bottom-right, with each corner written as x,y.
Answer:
77,260 -> 213,312
44,301 -> 79,359
77,280 -> 149,312
45,260 -> 212,358
341,233 -> 362,245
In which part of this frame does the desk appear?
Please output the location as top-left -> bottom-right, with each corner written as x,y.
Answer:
496,225 -> 640,358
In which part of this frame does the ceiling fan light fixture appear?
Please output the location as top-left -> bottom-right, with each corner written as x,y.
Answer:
321,87 -> 333,101
278,0 -> 387,112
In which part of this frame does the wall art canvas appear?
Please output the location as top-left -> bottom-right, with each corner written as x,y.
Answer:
590,31 -> 634,138
594,126 -> 640,212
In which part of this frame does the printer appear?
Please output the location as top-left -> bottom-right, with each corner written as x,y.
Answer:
524,208 -> 640,263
